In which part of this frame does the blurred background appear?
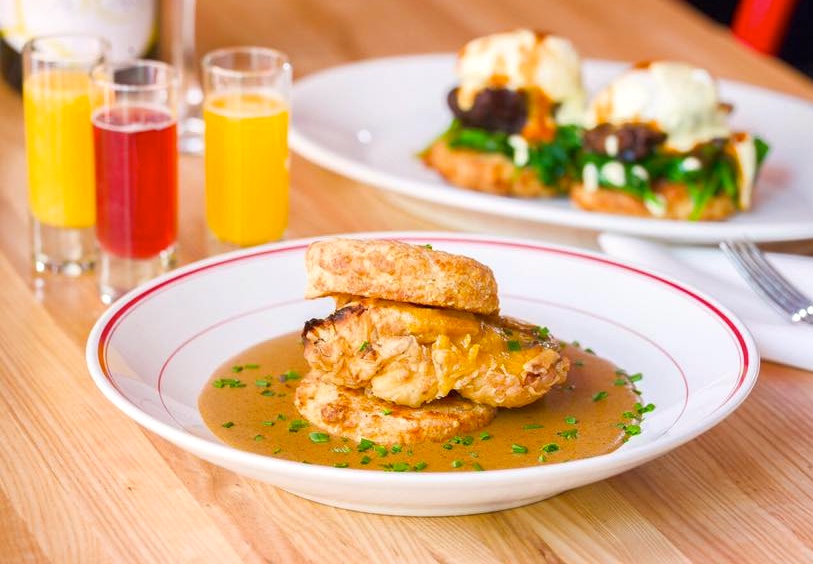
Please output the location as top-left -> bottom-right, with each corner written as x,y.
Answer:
688,0 -> 812,77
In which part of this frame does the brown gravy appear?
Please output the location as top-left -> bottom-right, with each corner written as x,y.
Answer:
199,332 -> 646,472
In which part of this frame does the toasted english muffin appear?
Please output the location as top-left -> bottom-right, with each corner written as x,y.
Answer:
570,181 -> 737,221
421,139 -> 560,198
294,372 -> 496,445
304,238 -> 499,315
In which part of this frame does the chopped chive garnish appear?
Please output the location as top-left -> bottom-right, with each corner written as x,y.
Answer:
592,391 -> 608,402
537,455 -> 546,463
244,363 -> 260,370
628,373 -> 643,383
391,462 -> 410,472
279,370 -> 301,382
614,378 -> 627,386
260,389 -> 275,397
221,421 -> 234,428
479,431 -> 492,441
511,444 -> 528,454
276,413 -> 287,421
571,340 -> 581,348
255,379 -> 269,387
414,461 -> 428,471
422,244 -> 433,249
261,420 -> 275,426
253,434 -> 264,441
309,432 -> 330,443
615,369 -> 627,375
331,445 -> 351,454
442,443 -> 453,450
373,445 -> 388,457
334,462 -> 349,468
469,452 -> 479,458
360,455 -> 371,465
357,438 -> 375,452
391,444 -> 402,453
541,443 -> 560,453
451,460 -> 463,468
523,423 -> 544,430
533,326 -> 550,340
557,429 -> 579,440
564,416 -> 578,425
623,411 -> 636,419
507,340 -> 522,352
636,402 -> 656,414
359,341 -> 370,352
272,447 -> 282,454
381,408 -> 392,415
212,378 -> 246,388
624,424 -> 642,436
288,419 -> 309,432
231,366 -> 243,373
574,360 -> 585,367
472,462 -> 484,471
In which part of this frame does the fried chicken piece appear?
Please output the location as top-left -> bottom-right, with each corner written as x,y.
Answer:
294,372 -> 496,445
302,298 -> 569,408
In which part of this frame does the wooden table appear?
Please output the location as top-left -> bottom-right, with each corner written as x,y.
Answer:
2,1 -> 812,561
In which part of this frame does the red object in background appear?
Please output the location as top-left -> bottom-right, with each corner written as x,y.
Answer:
731,0 -> 799,55
93,106 -> 178,259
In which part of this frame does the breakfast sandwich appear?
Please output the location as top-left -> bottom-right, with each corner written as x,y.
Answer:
421,29 -> 586,197
294,239 -> 570,444
573,61 -> 770,220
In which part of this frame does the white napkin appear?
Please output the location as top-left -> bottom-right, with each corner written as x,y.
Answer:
598,233 -> 813,372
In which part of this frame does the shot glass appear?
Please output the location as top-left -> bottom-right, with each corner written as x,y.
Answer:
202,47 -> 291,251
90,60 -> 179,304
22,35 -> 109,275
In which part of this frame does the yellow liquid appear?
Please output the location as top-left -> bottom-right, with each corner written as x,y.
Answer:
23,70 -> 95,228
204,91 -> 290,246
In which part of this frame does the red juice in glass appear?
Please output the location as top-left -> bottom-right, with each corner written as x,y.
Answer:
93,105 -> 178,259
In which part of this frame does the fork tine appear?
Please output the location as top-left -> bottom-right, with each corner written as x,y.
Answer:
720,241 -> 797,314
739,242 -> 811,306
720,240 -> 813,325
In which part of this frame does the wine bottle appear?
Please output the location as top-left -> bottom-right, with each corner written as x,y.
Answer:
0,0 -> 158,91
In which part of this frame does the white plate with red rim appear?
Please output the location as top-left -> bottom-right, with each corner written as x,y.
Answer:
290,54 -> 813,243
86,232 -> 759,516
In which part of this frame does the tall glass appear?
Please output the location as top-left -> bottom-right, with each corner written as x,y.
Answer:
91,60 -> 179,304
202,47 -> 291,250
22,35 -> 109,275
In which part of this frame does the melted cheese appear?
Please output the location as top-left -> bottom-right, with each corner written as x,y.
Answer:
586,61 -> 730,151
456,29 -> 586,125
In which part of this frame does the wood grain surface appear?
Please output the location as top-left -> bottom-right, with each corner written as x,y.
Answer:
2,1 -> 812,562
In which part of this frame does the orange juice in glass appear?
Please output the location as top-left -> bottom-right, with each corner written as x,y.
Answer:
202,47 -> 291,250
22,35 -> 108,275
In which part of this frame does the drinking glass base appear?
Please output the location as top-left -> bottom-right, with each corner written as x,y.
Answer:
31,219 -> 96,276
98,245 -> 177,305
205,229 -> 285,257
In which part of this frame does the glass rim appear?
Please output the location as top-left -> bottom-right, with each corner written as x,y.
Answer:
23,33 -> 110,66
91,59 -> 179,92
201,46 -> 291,79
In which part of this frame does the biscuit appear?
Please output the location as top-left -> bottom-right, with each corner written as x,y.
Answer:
294,372 -> 497,445
304,238 -> 499,315
570,182 -> 737,220
421,139 -> 561,198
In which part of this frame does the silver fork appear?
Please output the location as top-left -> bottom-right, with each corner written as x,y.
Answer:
720,240 -> 813,325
